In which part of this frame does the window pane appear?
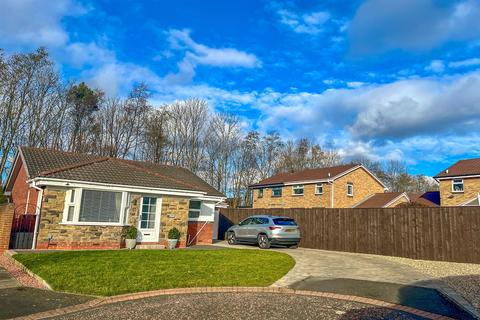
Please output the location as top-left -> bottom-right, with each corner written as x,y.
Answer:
189,200 -> 201,209
272,188 -> 282,197
140,197 -> 157,229
189,210 -> 200,218
70,190 -> 75,203
67,206 -> 74,221
79,190 -> 122,223
316,184 -> 323,193
273,218 -> 297,226
293,186 -> 304,195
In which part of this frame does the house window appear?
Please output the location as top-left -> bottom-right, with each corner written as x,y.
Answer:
140,197 -> 157,229
347,183 -> 354,197
315,183 -> 323,194
452,179 -> 464,192
258,188 -> 264,198
62,188 -> 127,225
65,189 -> 76,222
79,190 -> 122,223
189,200 -> 201,218
271,187 -> 282,197
292,185 -> 304,196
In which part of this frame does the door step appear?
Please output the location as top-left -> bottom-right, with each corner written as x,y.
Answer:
136,244 -> 165,250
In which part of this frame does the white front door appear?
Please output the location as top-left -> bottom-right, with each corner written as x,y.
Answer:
137,196 -> 161,242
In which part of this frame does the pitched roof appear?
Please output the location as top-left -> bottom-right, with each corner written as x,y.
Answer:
434,158 -> 480,179
18,147 -> 224,197
250,164 -> 360,187
408,192 -> 440,207
353,192 -> 406,208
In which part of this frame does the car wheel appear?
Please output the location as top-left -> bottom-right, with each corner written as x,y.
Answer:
227,232 -> 237,245
257,234 -> 271,249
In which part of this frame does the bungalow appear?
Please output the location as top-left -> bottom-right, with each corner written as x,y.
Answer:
3,147 -> 226,250
250,164 -> 387,209
434,158 -> 480,206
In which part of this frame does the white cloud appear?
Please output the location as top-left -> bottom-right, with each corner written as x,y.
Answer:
0,0 -> 85,48
449,58 -> 480,68
349,0 -> 480,54
425,60 -> 445,73
276,8 -> 330,35
163,29 -> 260,85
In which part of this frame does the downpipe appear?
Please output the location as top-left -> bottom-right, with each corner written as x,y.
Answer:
30,181 -> 44,250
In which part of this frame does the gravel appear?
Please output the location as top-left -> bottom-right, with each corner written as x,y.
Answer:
53,293 -> 424,320
0,255 -> 46,289
382,256 -> 480,312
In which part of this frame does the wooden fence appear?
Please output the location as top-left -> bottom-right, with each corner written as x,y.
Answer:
219,207 -> 480,264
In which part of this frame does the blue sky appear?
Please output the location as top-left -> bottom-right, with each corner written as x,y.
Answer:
1,0 -> 480,176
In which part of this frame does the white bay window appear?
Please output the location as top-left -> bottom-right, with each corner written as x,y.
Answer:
62,188 -> 128,225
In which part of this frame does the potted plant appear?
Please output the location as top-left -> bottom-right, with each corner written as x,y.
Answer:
125,226 -> 138,249
167,227 -> 180,249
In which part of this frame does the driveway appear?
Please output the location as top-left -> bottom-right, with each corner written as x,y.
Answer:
213,242 -> 476,319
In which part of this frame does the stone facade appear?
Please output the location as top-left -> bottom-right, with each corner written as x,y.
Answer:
159,196 -> 189,247
252,167 -> 384,209
439,177 -> 480,206
35,189 -> 191,249
37,188 -> 127,249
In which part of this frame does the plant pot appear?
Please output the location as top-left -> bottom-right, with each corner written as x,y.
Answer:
167,239 -> 178,249
125,238 -> 137,249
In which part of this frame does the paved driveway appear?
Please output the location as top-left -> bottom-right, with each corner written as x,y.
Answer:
213,242 -> 476,319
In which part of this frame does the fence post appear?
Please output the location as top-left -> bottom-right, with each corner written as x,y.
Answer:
0,204 -> 14,253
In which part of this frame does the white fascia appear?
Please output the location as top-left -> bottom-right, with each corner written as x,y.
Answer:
30,177 -> 208,198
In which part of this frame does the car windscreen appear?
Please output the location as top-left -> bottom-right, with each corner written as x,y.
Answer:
273,218 -> 297,226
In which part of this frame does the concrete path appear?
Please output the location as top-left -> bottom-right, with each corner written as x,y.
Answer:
0,265 -> 19,289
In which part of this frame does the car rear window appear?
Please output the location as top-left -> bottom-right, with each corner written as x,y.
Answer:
273,218 -> 297,226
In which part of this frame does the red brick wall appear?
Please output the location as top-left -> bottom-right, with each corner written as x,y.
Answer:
10,160 -> 39,214
0,204 -> 14,253
187,222 -> 213,245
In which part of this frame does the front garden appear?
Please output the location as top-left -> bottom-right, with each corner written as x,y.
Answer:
13,249 -> 295,296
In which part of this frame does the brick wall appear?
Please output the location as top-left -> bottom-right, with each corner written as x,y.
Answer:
187,221 -> 213,245
252,167 -> 384,209
10,160 -> 39,214
333,167 -> 385,208
439,178 -> 480,206
0,204 -> 14,253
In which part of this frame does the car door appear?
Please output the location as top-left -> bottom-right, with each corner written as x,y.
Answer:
236,218 -> 252,240
247,217 -> 267,239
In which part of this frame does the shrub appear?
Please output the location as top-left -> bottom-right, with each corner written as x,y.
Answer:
126,226 -> 138,239
168,227 -> 180,240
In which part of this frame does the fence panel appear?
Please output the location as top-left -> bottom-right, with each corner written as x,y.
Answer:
219,207 -> 480,263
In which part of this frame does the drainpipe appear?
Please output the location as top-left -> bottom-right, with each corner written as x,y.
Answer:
30,181 -> 44,250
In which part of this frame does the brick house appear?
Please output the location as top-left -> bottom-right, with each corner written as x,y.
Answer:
250,164 -> 387,209
2,147 -> 225,250
434,158 -> 480,206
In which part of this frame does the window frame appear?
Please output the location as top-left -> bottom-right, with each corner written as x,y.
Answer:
62,188 -> 128,226
292,184 -> 304,196
188,200 -> 202,219
347,183 -> 354,197
271,187 -> 282,197
452,179 -> 464,193
315,183 -> 324,195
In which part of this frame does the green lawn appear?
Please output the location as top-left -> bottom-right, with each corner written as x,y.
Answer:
13,249 -> 295,296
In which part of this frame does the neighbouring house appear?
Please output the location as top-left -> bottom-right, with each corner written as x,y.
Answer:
434,158 -> 480,206
353,191 -> 439,208
250,164 -> 386,209
3,147 -> 226,250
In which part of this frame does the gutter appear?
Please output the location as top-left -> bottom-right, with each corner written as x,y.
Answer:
30,181 -> 44,250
